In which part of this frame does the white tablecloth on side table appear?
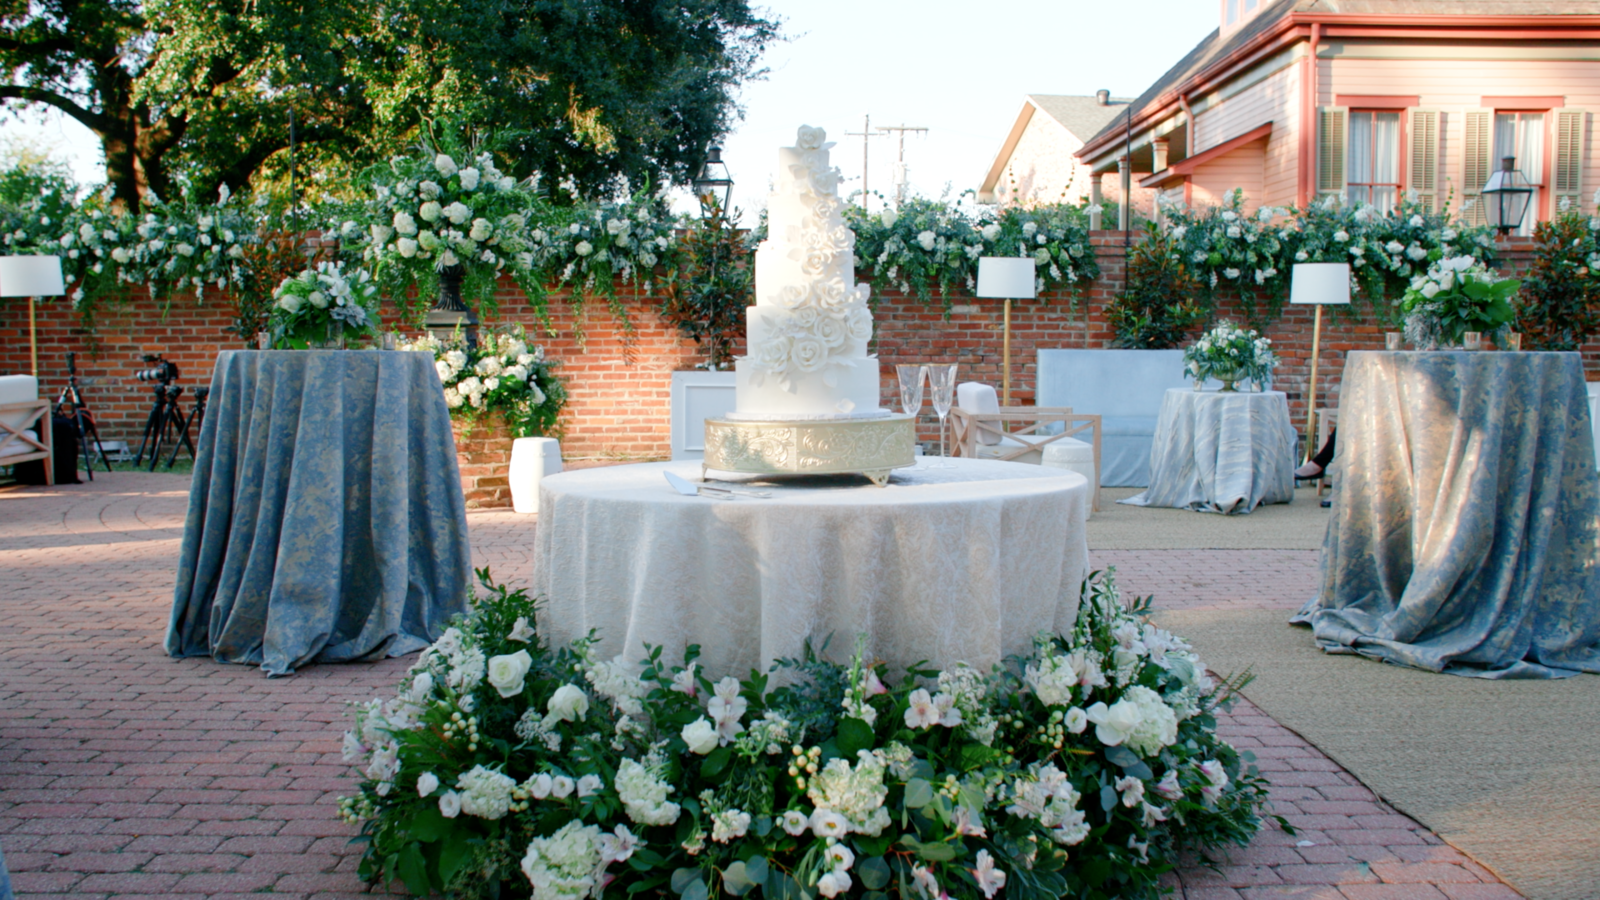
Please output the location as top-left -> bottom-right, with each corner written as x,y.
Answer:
532,458 -> 1091,678
1122,389 -> 1296,514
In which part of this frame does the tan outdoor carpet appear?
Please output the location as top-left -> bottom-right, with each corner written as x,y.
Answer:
1154,607 -> 1600,900
1087,485 -> 1330,550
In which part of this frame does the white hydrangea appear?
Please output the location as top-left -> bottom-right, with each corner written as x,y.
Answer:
711,808 -> 752,843
615,758 -> 681,826
1122,685 -> 1179,756
521,821 -> 606,900
456,765 -> 516,819
937,663 -> 998,745
807,750 -> 890,837
584,654 -> 649,717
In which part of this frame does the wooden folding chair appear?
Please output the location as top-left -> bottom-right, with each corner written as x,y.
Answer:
0,397 -> 54,485
950,405 -> 1102,510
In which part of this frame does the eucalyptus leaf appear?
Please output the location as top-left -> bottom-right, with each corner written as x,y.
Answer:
1100,784 -> 1118,812
684,878 -> 711,900
672,867 -> 703,895
723,861 -> 755,896
744,856 -> 769,886
1102,745 -> 1140,768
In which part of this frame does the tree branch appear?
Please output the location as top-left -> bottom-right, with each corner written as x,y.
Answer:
0,84 -> 108,133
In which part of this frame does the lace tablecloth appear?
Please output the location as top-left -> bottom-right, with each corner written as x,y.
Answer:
166,350 -> 472,676
1294,351 -> 1600,678
1121,389 -> 1296,514
533,458 -> 1091,678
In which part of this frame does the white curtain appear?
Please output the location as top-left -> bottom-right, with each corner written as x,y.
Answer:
1495,113 -> 1543,236
1346,112 -> 1400,212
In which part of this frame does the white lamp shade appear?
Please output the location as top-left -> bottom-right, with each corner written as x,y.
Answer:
976,257 -> 1037,299
1289,262 -> 1351,305
0,256 -> 66,297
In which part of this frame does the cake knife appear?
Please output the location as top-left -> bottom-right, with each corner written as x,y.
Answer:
663,471 -> 771,499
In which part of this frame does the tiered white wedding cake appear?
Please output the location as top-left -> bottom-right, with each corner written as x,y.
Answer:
701,125 -> 913,486
732,125 -> 885,419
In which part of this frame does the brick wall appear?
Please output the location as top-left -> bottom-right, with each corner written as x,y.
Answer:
1,232 -> 1577,469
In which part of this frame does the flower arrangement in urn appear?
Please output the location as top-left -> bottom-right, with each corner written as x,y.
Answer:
1400,255 -> 1521,349
403,325 -> 566,437
268,260 -> 379,348
1182,321 -> 1276,391
337,571 -> 1275,900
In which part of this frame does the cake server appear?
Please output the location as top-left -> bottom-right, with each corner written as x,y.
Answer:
663,471 -> 770,499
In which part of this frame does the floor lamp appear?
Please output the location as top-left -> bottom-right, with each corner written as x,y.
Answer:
1290,262 -> 1350,464
976,257 -> 1036,406
0,256 -> 67,377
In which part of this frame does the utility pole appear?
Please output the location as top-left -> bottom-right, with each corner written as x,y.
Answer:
876,123 -> 928,208
844,114 -> 885,209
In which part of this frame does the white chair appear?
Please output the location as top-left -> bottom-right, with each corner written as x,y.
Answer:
949,382 -> 1100,509
0,374 -> 53,485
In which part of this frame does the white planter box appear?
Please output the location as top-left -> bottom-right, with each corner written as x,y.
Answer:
670,370 -> 738,460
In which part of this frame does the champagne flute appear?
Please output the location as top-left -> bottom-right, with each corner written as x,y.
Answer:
896,364 -> 927,464
927,364 -> 958,466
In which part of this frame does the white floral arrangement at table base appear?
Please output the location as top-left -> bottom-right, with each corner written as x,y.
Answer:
338,572 -> 1278,900
1399,255 -> 1520,350
1182,321 -> 1276,391
402,325 -> 567,437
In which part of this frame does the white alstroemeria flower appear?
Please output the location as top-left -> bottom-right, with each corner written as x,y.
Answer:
971,850 -> 1007,899
507,616 -> 535,642
576,773 -> 604,798
903,688 -> 940,729
1115,774 -> 1145,807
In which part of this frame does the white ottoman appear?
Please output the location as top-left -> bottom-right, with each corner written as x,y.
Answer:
1042,438 -> 1098,512
509,437 -> 563,514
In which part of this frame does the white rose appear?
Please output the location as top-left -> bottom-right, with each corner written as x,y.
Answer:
277,295 -> 302,314
550,775 -> 575,799
486,650 -> 533,698
681,718 -> 720,754
439,790 -> 462,818
796,125 -> 826,149
880,208 -> 898,228
308,290 -> 329,309
393,212 -> 418,235
417,772 -> 440,797
547,684 -> 590,722
111,247 -> 131,263
575,240 -> 593,256
1084,699 -> 1142,747
435,154 -> 459,177
397,238 -> 419,258
981,223 -> 1001,241
419,201 -> 443,223
917,230 -> 937,251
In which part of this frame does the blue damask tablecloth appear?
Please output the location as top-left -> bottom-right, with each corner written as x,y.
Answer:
166,350 -> 472,676
1294,351 -> 1600,678
1121,389 -> 1296,514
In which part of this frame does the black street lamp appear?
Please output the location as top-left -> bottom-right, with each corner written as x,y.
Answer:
693,145 -> 734,218
1482,156 -> 1534,236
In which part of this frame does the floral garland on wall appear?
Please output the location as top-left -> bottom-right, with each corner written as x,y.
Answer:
336,571 -> 1277,900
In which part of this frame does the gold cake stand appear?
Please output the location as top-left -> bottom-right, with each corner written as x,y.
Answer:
702,413 -> 917,487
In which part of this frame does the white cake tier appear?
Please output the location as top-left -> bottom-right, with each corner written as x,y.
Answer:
734,356 -> 883,417
747,306 -> 869,359
752,242 -> 856,308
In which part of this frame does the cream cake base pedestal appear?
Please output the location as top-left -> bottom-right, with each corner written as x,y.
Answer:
702,414 -> 917,487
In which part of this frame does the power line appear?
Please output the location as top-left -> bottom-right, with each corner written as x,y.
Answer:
876,123 -> 928,208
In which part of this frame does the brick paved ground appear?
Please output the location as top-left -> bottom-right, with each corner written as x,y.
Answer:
0,472 -> 1519,899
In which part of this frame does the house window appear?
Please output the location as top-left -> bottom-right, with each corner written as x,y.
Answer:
1494,112 -> 1544,236
1346,111 -> 1401,211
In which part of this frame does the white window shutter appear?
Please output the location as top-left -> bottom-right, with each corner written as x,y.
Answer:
1317,107 -> 1348,200
1461,109 -> 1493,225
1409,109 -> 1440,213
1554,109 -> 1586,213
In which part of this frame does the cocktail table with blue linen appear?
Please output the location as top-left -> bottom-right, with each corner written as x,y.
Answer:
1122,389 -> 1295,515
1294,350 -> 1600,677
166,350 -> 472,676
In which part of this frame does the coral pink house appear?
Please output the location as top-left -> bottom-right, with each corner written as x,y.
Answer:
1075,0 -> 1600,232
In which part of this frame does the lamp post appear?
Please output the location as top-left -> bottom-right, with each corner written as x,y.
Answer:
1481,156 -> 1534,236
693,145 -> 735,220
1290,263 -> 1351,465
976,257 -> 1036,406
0,256 -> 67,377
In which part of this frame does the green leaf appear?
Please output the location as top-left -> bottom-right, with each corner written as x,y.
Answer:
701,746 -> 732,780
903,778 -> 934,809
859,857 -> 891,890
438,830 -> 474,884
767,869 -> 807,900
1100,785 -> 1118,812
673,868 -> 703,895
396,842 -> 434,896
864,892 -> 888,900
744,856 -> 769,886
1121,760 -> 1154,781
723,861 -> 757,896
684,878 -> 711,900
836,717 -> 874,757
1102,746 -> 1140,768
409,807 -> 448,843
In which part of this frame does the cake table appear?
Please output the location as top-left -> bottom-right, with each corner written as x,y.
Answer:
532,458 -> 1091,677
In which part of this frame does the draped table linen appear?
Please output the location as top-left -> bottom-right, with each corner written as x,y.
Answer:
167,350 -> 472,676
532,458 -> 1091,678
1294,351 -> 1600,678
1121,389 -> 1296,514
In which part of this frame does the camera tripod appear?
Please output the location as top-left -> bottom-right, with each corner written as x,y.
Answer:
54,352 -> 113,480
134,383 -> 199,471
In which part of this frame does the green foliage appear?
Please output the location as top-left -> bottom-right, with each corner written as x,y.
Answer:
1515,211 -> 1600,351
661,207 -> 755,370
337,569 -> 1272,900
1107,223 -> 1208,349
845,198 -> 1099,309
2,0 -> 777,210
401,326 -> 567,438
266,260 -> 379,348
1399,256 -> 1520,348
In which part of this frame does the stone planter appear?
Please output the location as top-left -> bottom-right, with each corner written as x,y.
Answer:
669,370 -> 738,460
452,417 -> 515,509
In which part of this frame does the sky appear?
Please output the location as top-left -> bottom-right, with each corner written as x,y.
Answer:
1,0 -> 1220,213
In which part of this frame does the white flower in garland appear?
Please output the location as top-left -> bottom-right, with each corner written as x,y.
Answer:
456,765 -> 516,819
806,750 -> 890,836
615,758 -> 681,825
520,821 -> 606,900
